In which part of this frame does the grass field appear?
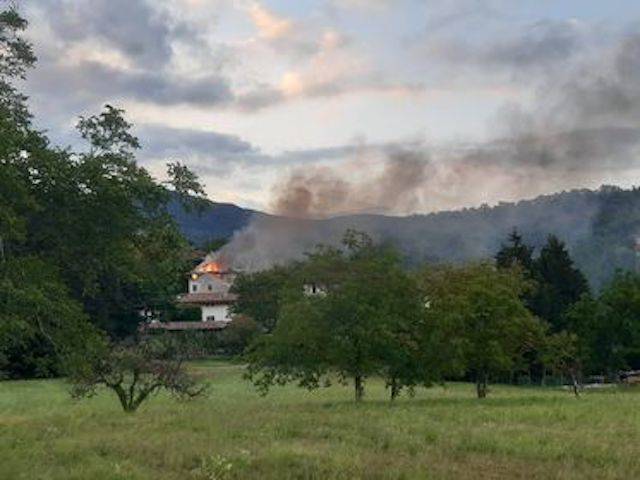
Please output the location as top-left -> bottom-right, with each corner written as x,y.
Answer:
1,360 -> 639,480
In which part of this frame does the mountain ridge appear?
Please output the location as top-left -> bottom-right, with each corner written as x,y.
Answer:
170,185 -> 640,288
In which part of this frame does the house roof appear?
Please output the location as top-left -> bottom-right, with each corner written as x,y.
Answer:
177,292 -> 238,305
140,320 -> 228,332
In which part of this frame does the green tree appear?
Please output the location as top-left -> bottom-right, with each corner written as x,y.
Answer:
230,265 -> 293,333
246,231 -> 426,401
567,271 -> 640,378
495,228 -> 534,271
418,263 -> 544,398
69,336 -> 205,412
49,106 -> 193,336
531,235 -> 589,331
0,6 -> 203,377
542,331 -> 582,396
0,257 -> 101,379
165,161 -> 208,212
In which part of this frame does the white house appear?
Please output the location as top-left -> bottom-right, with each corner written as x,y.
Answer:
177,259 -> 238,323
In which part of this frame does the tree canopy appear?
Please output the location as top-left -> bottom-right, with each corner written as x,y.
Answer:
0,6 -> 204,378
246,231 -> 428,401
417,263 -> 545,398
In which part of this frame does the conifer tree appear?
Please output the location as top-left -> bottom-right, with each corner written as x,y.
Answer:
495,228 -> 534,271
531,235 -> 589,331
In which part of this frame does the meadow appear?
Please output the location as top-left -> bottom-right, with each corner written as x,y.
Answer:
1,360 -> 639,480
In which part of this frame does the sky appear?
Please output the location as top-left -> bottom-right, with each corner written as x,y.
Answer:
19,0 -> 640,216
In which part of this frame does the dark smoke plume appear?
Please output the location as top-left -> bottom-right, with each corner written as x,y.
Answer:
219,31 -> 640,270
271,149 -> 429,218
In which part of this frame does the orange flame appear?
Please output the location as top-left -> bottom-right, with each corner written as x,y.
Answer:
198,261 -> 223,274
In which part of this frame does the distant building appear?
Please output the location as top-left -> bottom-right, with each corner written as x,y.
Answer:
139,257 -> 238,333
177,259 -> 238,323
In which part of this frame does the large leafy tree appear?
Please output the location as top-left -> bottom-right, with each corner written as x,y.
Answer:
418,263 -> 545,398
0,6 -> 202,377
0,257 -> 101,379
567,271 -> 640,377
230,265 -> 294,333
69,335 -> 205,413
247,231 -> 427,401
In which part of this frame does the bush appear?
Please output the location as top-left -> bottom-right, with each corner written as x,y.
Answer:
217,316 -> 259,356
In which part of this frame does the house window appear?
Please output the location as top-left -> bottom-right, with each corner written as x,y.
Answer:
208,284 -> 213,291
192,284 -> 198,292
206,315 -> 215,321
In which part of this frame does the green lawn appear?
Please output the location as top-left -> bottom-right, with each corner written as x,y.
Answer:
1,361 -> 639,479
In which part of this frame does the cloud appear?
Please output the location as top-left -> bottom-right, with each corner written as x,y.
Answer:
248,2 -> 293,40
136,123 -> 260,176
258,28 -> 640,218
32,0 -> 178,68
138,124 -> 256,158
24,0 -> 423,119
425,19 -> 586,74
422,0 -> 504,34
234,23 -> 423,110
330,0 -> 396,11
27,60 -> 233,113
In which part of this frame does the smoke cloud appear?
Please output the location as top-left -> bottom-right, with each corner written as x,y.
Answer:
271,149 -> 429,218
218,29 -> 640,270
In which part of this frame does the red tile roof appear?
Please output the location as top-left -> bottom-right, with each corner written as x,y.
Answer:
140,320 -> 229,331
177,292 -> 238,305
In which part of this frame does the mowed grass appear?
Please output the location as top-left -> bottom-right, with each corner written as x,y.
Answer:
1,361 -> 640,480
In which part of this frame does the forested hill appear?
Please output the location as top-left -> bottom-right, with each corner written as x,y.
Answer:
171,186 -> 640,288
167,196 -> 261,244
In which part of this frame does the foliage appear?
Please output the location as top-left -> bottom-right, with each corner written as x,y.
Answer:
0,5 -> 204,378
69,336 -> 205,412
246,230 -> 427,401
530,235 -> 589,331
495,228 -> 534,271
77,104 -> 141,155
0,7 -> 36,124
567,271 -> 640,377
230,265 -> 293,333
165,161 -> 208,212
494,232 -> 590,383
191,454 -> 236,480
495,232 -> 589,332
216,316 -> 259,355
417,263 -> 545,398
0,257 -> 102,379
542,330 -> 582,395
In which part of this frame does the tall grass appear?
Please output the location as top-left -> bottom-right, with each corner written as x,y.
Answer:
1,361 -> 638,479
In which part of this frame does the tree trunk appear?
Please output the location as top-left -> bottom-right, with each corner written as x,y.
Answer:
570,370 -> 580,398
390,377 -> 400,401
476,372 -> 488,399
354,375 -> 364,402
111,384 -> 134,412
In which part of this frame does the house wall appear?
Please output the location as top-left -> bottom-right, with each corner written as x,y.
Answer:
201,304 -> 232,322
304,283 -> 326,296
189,273 -> 230,294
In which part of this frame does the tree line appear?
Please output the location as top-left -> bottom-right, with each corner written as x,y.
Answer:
234,229 -> 640,400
